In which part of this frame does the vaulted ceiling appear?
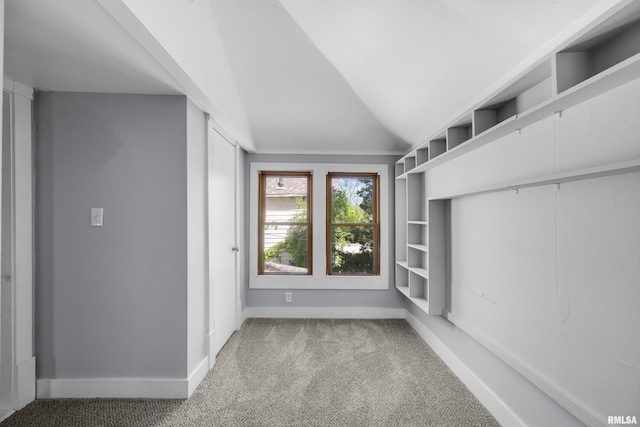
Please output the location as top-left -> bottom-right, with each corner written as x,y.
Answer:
4,0 -> 604,154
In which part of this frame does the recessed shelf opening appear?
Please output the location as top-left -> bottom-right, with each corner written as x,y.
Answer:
408,223 -> 426,246
408,247 -> 426,270
416,147 -> 429,166
396,264 -> 409,288
405,155 -> 417,172
556,16 -> 640,93
429,139 -> 447,160
473,99 -> 517,136
409,272 -> 427,299
447,122 -> 472,150
407,173 -> 426,222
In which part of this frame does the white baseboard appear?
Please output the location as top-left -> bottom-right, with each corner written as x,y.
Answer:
443,310 -> 601,427
187,357 -> 209,397
0,409 -> 14,423
208,330 -> 216,370
405,311 -> 524,427
14,356 -> 36,410
244,306 -> 405,319
37,356 -> 210,399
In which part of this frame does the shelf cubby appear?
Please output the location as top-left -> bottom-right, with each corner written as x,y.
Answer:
447,121 -> 472,150
407,173 -> 426,222
395,161 -> 405,178
405,155 -> 417,172
416,147 -> 429,166
555,13 -> 640,94
407,246 -> 427,271
396,263 -> 409,289
473,99 -> 516,136
407,222 -> 426,247
484,58 -> 553,118
409,271 -> 427,299
429,138 -> 447,160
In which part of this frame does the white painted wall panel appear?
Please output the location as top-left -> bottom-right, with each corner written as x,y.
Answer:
557,77 -> 640,172
449,187 -> 558,376
557,172 -> 640,418
427,116 -> 556,198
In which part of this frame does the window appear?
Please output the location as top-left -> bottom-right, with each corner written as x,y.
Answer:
258,171 -> 312,275
326,173 -> 380,275
250,163 -> 388,290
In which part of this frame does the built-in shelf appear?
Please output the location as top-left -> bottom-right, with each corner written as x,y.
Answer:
409,267 -> 428,279
395,3 -> 640,320
434,158 -> 640,200
396,5 -> 640,178
447,120 -> 472,150
429,138 -> 447,160
408,223 -> 426,246
408,243 -> 428,252
405,155 -> 417,172
395,162 -> 405,178
409,271 -> 427,299
416,147 -> 429,166
473,100 -> 516,136
408,246 -> 426,271
407,173 -> 426,222
396,263 -> 409,289
556,9 -> 640,94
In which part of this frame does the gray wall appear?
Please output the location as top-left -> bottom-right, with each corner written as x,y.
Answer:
35,92 -> 199,379
244,154 -> 405,309
186,98 -> 208,375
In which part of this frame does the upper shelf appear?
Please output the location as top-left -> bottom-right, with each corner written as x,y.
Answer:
396,1 -> 640,179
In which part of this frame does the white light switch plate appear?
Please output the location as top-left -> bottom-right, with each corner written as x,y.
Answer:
91,208 -> 104,227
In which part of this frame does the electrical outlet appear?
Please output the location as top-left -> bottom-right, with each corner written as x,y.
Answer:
285,292 -> 292,303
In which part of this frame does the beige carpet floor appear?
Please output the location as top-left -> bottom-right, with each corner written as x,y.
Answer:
1,318 -> 500,426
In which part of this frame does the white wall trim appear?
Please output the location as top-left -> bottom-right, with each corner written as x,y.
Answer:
245,306 -> 405,319
37,356 -> 210,399
249,162 -> 389,290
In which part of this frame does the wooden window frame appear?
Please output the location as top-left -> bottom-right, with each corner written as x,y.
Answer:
258,171 -> 312,275
326,172 -> 380,276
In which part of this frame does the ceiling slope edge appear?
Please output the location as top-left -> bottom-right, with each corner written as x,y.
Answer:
96,0 -> 257,152
211,0 -> 409,155
276,0 -> 409,154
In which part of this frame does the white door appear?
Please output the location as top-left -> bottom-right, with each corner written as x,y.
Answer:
208,120 -> 238,358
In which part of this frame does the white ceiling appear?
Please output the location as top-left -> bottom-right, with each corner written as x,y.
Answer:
4,0 -> 604,154
3,0 -> 183,95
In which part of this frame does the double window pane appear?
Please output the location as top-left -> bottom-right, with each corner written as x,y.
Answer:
259,172 -> 311,275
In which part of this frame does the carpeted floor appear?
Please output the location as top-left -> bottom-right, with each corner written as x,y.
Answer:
1,319 -> 500,426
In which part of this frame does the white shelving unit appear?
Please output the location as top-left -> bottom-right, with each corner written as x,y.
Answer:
395,169 -> 445,314
394,2 -> 640,317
